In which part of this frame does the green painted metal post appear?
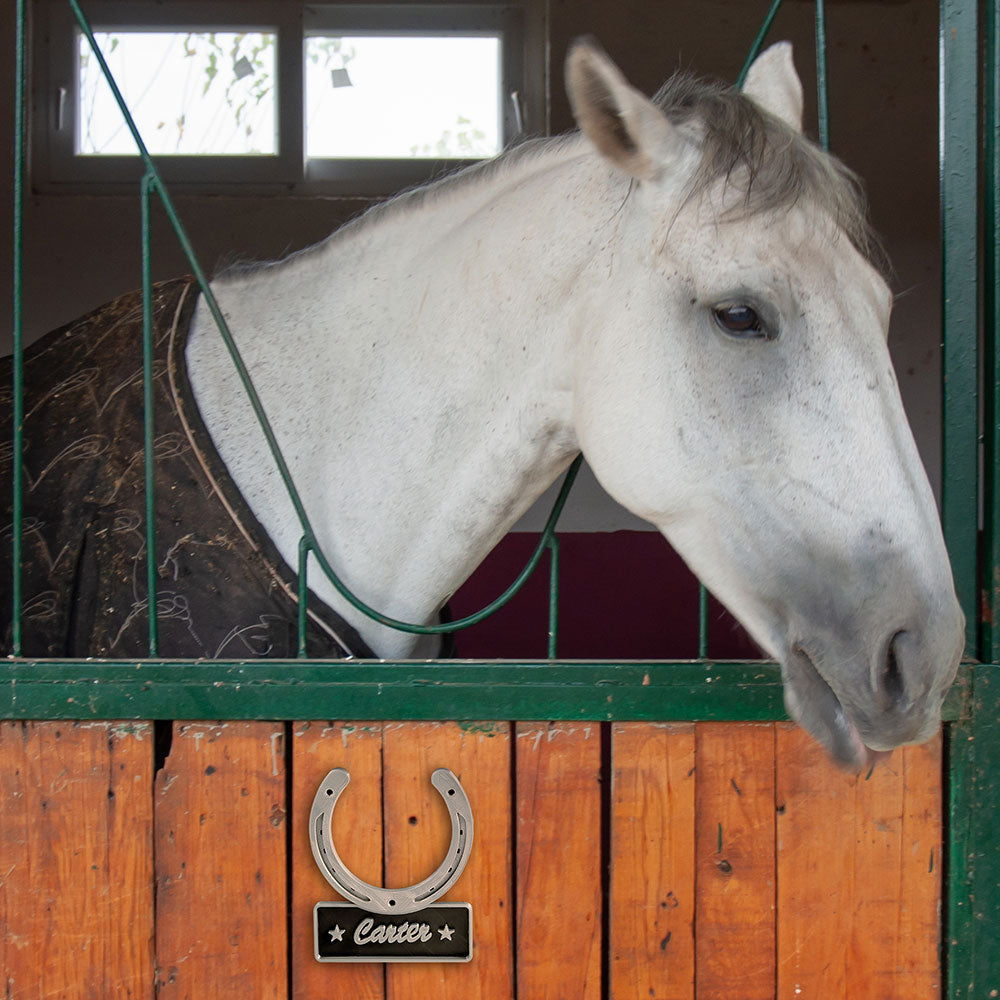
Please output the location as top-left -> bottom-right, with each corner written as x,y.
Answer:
814,0 -> 829,149
940,0 -> 980,657
942,2 -> 1000,993
547,535 -> 560,658
140,173 -> 159,656
298,537 -> 310,659
961,3 -> 1000,996
10,0 -> 26,656
947,711 -> 977,1000
698,585 -> 709,658
735,0 -> 784,88
985,0 -> 1000,662
947,664 -> 1000,999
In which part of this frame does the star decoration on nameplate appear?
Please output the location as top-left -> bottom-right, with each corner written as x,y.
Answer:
438,924 -> 455,941
328,925 -> 345,942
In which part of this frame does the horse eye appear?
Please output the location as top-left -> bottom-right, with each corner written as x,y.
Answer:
712,304 -> 772,340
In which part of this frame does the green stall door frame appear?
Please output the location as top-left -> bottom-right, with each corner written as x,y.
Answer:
946,0 -> 1000,995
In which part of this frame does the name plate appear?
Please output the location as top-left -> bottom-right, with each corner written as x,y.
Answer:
314,902 -> 473,962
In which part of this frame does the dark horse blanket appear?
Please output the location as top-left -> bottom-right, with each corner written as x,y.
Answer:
1,278 -> 371,659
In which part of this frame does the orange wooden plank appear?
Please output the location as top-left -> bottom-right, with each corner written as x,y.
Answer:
776,724 -> 854,998
776,723 -> 943,999
384,721 -> 513,1000
291,721 -> 386,1000
517,721 -> 602,1000
694,722 -> 776,999
849,730 -> 943,998
899,733 -> 944,987
610,722 -> 696,1000
0,720 -> 154,1000
154,722 -> 287,998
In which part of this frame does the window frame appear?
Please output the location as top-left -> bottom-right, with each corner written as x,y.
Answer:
32,0 -> 543,196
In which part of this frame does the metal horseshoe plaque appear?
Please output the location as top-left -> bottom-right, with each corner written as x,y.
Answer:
309,767 -> 474,963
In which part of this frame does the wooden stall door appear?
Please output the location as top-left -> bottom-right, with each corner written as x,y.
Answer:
0,719 -> 943,999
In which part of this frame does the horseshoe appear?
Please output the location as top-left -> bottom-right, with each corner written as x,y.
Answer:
309,766 -> 474,916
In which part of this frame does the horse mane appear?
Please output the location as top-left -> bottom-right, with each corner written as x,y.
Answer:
216,70 -> 887,280
653,72 -> 888,275
213,134 -> 577,279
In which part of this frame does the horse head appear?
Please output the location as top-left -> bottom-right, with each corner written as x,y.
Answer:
565,40 -> 964,770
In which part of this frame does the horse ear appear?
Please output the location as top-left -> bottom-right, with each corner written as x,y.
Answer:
566,38 -> 678,180
741,42 -> 804,132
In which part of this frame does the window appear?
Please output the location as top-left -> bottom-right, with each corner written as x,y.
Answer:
34,1 -> 542,195
303,35 -> 501,160
77,30 -> 279,156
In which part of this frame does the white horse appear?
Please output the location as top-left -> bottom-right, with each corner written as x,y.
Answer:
187,40 -> 963,770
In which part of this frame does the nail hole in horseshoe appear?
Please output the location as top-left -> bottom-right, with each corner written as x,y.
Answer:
448,789 -> 455,796
325,788 -> 333,796
388,899 -> 396,907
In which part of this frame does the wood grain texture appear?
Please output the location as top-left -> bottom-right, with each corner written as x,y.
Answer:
384,722 -> 514,1000
517,721 -> 603,1000
776,723 -> 943,999
291,721 -> 386,1000
610,722 -> 696,1000
851,731 -> 943,999
154,722 -> 287,999
694,722 -> 776,999
0,720 -> 154,1000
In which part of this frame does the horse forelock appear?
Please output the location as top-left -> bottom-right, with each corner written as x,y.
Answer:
653,71 -> 889,278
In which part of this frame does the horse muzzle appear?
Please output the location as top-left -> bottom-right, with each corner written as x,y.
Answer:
780,604 -> 964,772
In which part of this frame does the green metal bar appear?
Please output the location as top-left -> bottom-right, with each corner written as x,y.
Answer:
140,172 -> 158,656
547,535 -> 560,658
814,0 -> 829,150
68,1 -> 154,160
698,585 -> 709,658
297,536 -> 310,659
306,454 -> 583,636
737,0 -> 827,149
940,0 -> 980,657
0,658 -> 972,723
10,0 -> 26,656
735,0 -> 784,88
946,713 -> 977,999
985,0 -> 1000,663
946,663 -> 1000,997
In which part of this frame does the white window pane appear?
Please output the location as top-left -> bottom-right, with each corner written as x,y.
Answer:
306,36 -> 500,159
78,31 -> 277,156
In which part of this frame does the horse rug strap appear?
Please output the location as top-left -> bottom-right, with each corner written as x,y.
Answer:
1,276 -> 373,659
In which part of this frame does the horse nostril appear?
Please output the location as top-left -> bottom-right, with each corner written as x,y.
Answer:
880,630 -> 906,704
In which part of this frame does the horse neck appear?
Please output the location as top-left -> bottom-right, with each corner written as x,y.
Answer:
189,142 -> 620,657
